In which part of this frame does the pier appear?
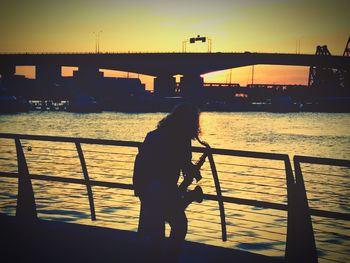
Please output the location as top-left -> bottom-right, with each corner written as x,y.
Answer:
0,133 -> 349,262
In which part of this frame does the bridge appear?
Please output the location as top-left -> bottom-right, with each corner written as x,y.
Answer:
1,52 -> 349,97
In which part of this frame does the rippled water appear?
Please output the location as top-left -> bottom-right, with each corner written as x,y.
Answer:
0,111 -> 349,262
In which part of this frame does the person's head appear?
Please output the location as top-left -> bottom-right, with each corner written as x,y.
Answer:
157,102 -> 201,140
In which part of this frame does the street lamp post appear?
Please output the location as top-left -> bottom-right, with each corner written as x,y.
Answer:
207,37 -> 212,53
93,32 -> 97,53
93,30 -> 103,54
182,40 -> 189,52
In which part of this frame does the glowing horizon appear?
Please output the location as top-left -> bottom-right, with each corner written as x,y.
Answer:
14,64 -> 310,91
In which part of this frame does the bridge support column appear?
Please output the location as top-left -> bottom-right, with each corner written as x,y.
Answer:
179,74 -> 204,99
0,64 -> 16,89
153,75 -> 176,97
73,66 -> 103,97
36,64 -> 62,99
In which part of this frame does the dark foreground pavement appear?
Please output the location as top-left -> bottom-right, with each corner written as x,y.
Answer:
1,214 -> 284,263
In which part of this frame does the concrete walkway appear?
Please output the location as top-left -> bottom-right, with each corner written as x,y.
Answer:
1,214 -> 284,263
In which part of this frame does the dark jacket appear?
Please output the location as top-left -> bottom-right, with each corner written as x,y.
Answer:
133,128 -> 192,197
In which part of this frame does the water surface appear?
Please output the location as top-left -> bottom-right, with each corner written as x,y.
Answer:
0,111 -> 349,262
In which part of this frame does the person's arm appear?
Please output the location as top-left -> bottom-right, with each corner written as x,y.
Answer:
179,140 -> 199,192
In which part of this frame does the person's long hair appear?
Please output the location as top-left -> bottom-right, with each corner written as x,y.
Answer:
157,102 -> 201,140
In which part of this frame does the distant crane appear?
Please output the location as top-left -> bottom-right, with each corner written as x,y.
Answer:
308,36 -> 350,95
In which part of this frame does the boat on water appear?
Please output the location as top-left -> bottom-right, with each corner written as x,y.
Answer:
0,95 -> 30,113
68,95 -> 102,113
301,97 -> 350,113
268,96 -> 301,113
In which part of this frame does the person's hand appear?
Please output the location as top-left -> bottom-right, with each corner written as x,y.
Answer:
188,163 -> 201,181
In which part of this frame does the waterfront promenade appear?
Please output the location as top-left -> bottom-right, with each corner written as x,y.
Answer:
0,132 -> 349,262
1,214 -> 282,263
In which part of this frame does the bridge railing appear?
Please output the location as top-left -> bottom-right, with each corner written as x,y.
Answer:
0,133 -> 349,262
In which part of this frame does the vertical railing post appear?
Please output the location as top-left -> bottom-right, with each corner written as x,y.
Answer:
207,150 -> 227,241
75,142 -> 96,221
284,156 -> 298,262
15,138 -> 37,219
293,156 -> 318,263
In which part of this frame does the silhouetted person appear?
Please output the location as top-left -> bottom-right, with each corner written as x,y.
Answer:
133,102 -> 201,262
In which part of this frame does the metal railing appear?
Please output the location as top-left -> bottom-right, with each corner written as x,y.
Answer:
0,133 -> 349,263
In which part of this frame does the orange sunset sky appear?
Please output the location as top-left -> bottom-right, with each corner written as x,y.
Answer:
1,0 -> 349,90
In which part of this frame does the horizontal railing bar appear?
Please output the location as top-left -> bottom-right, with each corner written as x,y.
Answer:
313,227 -> 350,237
22,145 -> 78,152
205,169 -> 286,181
28,168 -> 82,175
99,199 -> 139,205
92,168 -> 132,175
215,161 -> 286,171
86,162 -> 134,169
309,199 -> 349,207
1,132 -> 349,225
220,187 -> 286,197
95,207 -> 140,215
186,230 -> 221,241
305,188 -> 349,198
0,172 -> 134,190
302,170 -> 349,180
26,152 -> 78,159
186,215 -> 222,226
0,171 -> 288,212
309,208 -> 350,221
62,175 -> 133,190
229,216 -> 287,228
32,174 -> 87,185
83,149 -> 136,156
89,174 -> 130,180
84,157 -> 134,163
93,219 -> 139,225
311,218 -> 344,227
207,179 -> 286,189
185,207 -> 222,218
187,224 -> 222,234
228,224 -> 286,236
26,160 -> 79,166
201,184 -> 286,198
0,172 -> 18,179
0,164 -> 17,168
295,155 -> 350,167
0,133 -> 141,147
303,179 -> 350,189
0,157 -> 16,161
0,133 -> 289,161
203,194 -> 288,211
224,206 -> 287,218
192,146 -> 288,160
224,233 -> 286,246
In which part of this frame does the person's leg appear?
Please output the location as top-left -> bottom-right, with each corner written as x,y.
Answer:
138,196 -> 165,236
138,196 -> 165,261
166,209 -> 188,263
